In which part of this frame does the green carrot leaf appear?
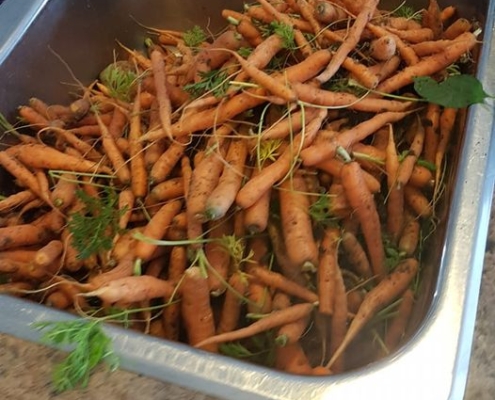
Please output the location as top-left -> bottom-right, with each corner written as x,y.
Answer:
413,74 -> 492,108
183,25 -> 207,49
33,320 -> 119,393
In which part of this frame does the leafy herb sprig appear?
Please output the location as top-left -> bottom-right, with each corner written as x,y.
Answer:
183,69 -> 230,98
99,61 -> 138,102
68,188 -> 124,260
183,25 -> 207,49
33,320 -> 119,393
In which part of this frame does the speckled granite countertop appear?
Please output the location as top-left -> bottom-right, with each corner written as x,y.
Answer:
1,203 -> 494,400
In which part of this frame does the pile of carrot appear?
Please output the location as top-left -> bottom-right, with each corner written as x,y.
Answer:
0,0 -> 481,374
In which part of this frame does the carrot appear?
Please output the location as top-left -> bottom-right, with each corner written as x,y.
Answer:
275,311 -> 311,346
250,264 -> 319,303
369,35 -> 397,61
194,302 -> 315,349
291,82 -> 411,112
230,17 -> 263,47
230,51 -> 297,103
17,105 -> 50,129
318,227 -> 341,315
85,275 -> 175,304
150,50 -> 173,139
385,126 -> 404,243
423,103 -> 441,164
186,125 -> 232,223
205,139 -> 248,220
246,278 -> 272,315
148,177 -> 185,203
236,108 -> 327,209
7,144 -> 110,175
301,111 -> 410,166
0,223 -> 51,251
316,0 -> 379,83
314,1 -> 346,24
368,56 -> 401,82
326,258 -> 418,369
434,107 -> 458,198
384,27 -> 434,43
340,154 -> 385,279
205,216 -> 233,295
443,18 -> 472,40
217,271 -> 249,334
0,151 -> 43,200
409,164 -> 435,189
180,266 -> 218,352
95,111 -> 131,185
440,5 -> 456,22
128,91 -> 148,199
0,190 -> 36,213
261,106 -> 318,140
376,32 -> 478,93
341,230 -> 372,279
279,172 -> 319,272
107,106 -> 128,139
398,213 -> 421,256
117,189 -> 135,232
149,138 -> 188,184
422,0 -> 443,39
275,342 -> 313,375
34,239 -> 63,269
341,57 -> 380,89
50,172 -> 78,210
163,246 -> 187,341
134,199 -> 183,262
383,289 -> 415,353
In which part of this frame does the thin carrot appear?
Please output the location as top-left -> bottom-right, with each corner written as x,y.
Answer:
163,246 -> 187,340
398,213 -> 421,256
250,264 -> 319,303
396,117 -> 425,189
0,190 -> 36,213
151,50 -> 173,139
275,311 -> 311,346
341,230 -> 372,279
205,216 -> 233,295
326,258 -> 418,369
275,342 -> 313,375
383,289 -> 415,353
194,302 -> 315,349
385,125 -> 404,243
128,90 -> 148,199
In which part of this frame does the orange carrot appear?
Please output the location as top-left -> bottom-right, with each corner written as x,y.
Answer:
163,246 -> 187,340
369,35 -> 397,61
205,216 -> 233,295
149,138 -> 188,184
34,239 -> 63,269
85,275 -> 174,303
205,139 -> 248,220
341,230 -> 372,279
195,302 -> 315,349
181,266 -> 218,352
326,258 -> 418,368
340,155 -> 385,279
443,18 -> 472,40
128,91 -> 148,199
398,213 -> 421,256
250,264 -> 318,303
279,172 -> 319,272
151,50 -> 173,138
318,227 -> 341,315
385,125 -> 404,243
383,289 -> 414,352
0,190 -> 36,213
217,271 -> 249,334
134,199 -> 183,261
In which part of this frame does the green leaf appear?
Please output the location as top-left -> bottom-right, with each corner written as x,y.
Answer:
33,320 -> 119,393
99,61 -> 138,102
183,26 -> 207,48
183,69 -> 230,98
413,74 -> 492,108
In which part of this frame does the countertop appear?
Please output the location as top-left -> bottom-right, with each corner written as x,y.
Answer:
1,203 -> 495,400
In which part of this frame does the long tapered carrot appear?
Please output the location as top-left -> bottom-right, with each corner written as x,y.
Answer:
205,216 -> 233,295
326,258 -> 418,368
128,91 -> 148,199
243,163 -> 272,234
385,126 -> 404,243
396,117 -> 425,189
0,190 -> 36,213
383,288 -> 415,353
301,111 -> 410,166
150,50 -> 173,139
340,154 -> 385,279
195,302 -> 315,349
250,264 -> 318,303
181,266 -> 218,352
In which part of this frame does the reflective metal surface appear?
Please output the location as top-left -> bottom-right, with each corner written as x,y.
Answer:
0,1 -> 494,399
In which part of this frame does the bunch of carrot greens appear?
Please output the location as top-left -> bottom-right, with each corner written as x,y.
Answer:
0,0 -> 489,391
